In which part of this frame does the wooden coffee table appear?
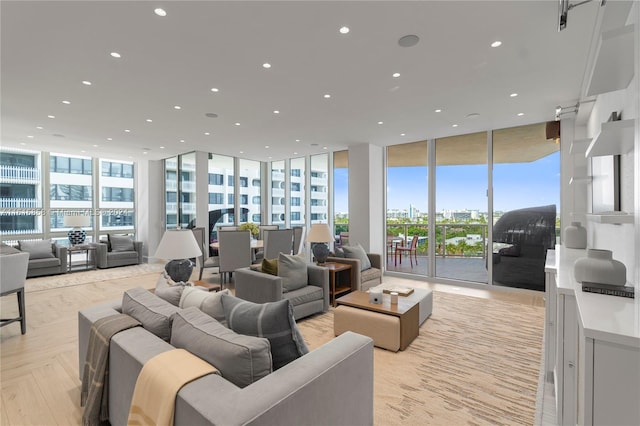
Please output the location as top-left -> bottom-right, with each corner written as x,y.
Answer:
335,291 -> 419,351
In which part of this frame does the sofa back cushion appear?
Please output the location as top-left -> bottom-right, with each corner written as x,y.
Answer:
277,252 -> 307,292
109,234 -> 134,252
221,294 -> 308,370
171,307 -> 272,388
342,244 -> 372,271
18,240 -> 54,260
122,287 -> 179,341
179,287 -> 230,327
154,272 -> 186,306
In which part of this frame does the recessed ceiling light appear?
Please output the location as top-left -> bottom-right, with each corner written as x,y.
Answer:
47,115 -> 55,119
143,151 -> 148,155
159,146 -> 165,149
154,8 -> 167,17
110,52 -> 121,58
81,150 -> 86,153
36,126 -> 43,130
377,121 -> 384,125
398,34 -> 420,47
268,156 -> 273,159
392,73 -> 401,78
339,26 -> 350,34
517,112 -> 524,116
173,105 -> 181,110
204,132 -> 210,136
293,152 -> 298,155
295,139 -> 301,142
210,87 -> 219,92
62,100 -> 71,105
124,129 -> 131,132
20,142 -> 26,146
82,80 -> 92,86
435,109 -> 442,113
235,122 -> 240,126
146,119 -> 153,123
93,144 -> 98,147
239,151 -> 244,154
491,41 -> 502,48
323,147 -> 327,150
265,145 -> 270,149
262,63 -> 271,69
510,93 -> 518,97
107,137 -> 113,141
400,133 -> 406,136
452,124 -> 459,127
323,94 -> 331,99
179,139 -> 185,143
27,135 -> 34,138
273,110 -> 280,114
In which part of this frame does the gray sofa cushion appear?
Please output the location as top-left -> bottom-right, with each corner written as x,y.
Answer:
109,234 -> 134,252
154,273 -> 186,306
106,251 -> 138,261
18,240 -> 54,259
361,267 -> 381,283
277,252 -> 307,292
343,244 -> 372,271
122,287 -> 179,341
221,294 -> 308,370
284,285 -> 323,307
171,307 -> 272,389
28,257 -> 61,270
1,243 -> 21,255
180,287 -> 230,327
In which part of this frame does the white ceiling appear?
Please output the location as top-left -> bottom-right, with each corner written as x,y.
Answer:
1,1 -> 602,162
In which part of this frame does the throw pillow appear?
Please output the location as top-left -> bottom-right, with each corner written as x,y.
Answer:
18,240 -> 54,260
180,287 -> 230,327
277,252 -> 307,292
171,307 -> 272,388
221,294 -> 309,370
109,234 -> 134,252
154,272 -> 186,307
342,243 -> 372,271
333,247 -> 345,258
122,287 -> 179,341
261,258 -> 278,276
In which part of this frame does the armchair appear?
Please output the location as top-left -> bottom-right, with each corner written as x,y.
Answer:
326,252 -> 382,291
92,237 -> 143,269
14,240 -> 68,277
234,264 -> 329,320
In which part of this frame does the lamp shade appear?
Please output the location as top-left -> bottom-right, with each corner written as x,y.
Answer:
155,229 -> 202,260
306,223 -> 333,243
64,214 -> 90,227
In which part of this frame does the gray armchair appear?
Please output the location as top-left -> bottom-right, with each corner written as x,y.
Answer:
326,252 -> 382,291
0,247 -> 29,334
234,264 -> 329,320
14,241 -> 68,277
92,239 -> 143,269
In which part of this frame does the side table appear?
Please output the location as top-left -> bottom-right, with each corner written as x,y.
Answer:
193,280 -> 221,292
323,262 -> 352,307
68,245 -> 97,272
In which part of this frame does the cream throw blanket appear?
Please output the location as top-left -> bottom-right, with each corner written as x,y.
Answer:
127,349 -> 218,426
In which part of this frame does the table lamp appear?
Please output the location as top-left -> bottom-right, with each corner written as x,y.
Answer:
306,223 -> 334,265
154,229 -> 202,282
64,214 -> 90,245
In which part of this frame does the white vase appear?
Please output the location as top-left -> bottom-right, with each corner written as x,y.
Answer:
564,221 -> 587,249
573,249 -> 626,286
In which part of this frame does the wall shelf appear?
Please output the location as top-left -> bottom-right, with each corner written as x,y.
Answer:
587,213 -> 634,224
570,139 -> 591,155
586,24 -> 635,97
585,119 -> 635,158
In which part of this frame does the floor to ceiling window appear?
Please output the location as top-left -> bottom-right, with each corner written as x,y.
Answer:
207,154 -> 234,238
165,156 -> 178,229
492,123 -> 560,291
333,150 -> 348,239
386,141 -> 428,276
290,157 -> 305,227
271,160 -> 285,227
310,154 -> 328,225
99,159 -> 135,234
179,153 -> 196,228
239,159 -> 261,224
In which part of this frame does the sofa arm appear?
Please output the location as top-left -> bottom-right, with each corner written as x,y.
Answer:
133,241 -> 143,264
91,242 -> 108,268
234,267 -> 283,304
326,256 -> 361,292
54,244 -> 68,271
367,253 -> 382,270
307,264 -> 330,312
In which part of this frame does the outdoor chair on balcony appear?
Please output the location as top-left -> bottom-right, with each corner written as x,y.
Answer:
395,235 -> 419,267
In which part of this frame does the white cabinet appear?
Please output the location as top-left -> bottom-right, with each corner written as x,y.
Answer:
547,246 -> 640,426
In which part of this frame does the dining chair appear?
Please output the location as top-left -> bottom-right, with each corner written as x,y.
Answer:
218,230 -> 251,286
0,250 -> 29,334
395,235 -> 419,267
263,228 -> 294,260
292,226 -> 306,255
191,227 -> 219,280
339,232 -> 350,247
259,225 -> 279,241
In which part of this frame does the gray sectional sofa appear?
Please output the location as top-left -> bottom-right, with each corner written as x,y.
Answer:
78,288 -> 374,426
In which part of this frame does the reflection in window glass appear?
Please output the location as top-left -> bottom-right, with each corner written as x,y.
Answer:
290,157 -> 305,227
271,161 -> 285,227
165,157 -> 178,229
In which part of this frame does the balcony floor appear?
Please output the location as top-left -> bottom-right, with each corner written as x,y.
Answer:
386,254 -> 488,283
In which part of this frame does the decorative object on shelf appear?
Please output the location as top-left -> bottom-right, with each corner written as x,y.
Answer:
64,214 -> 90,245
564,221 -> 587,249
573,249 -> 626,287
368,290 -> 383,304
155,229 -> 203,282
239,222 -> 259,239
306,223 -> 334,265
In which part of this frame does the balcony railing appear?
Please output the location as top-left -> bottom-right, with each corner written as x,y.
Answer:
0,198 -> 39,208
0,165 -> 40,183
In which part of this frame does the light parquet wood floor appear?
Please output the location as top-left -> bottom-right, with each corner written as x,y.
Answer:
0,271 -> 544,426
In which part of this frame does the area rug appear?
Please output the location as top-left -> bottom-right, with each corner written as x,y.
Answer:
24,263 -> 165,293
297,291 -> 545,426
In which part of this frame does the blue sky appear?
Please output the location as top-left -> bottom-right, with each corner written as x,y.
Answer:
334,151 -> 560,214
